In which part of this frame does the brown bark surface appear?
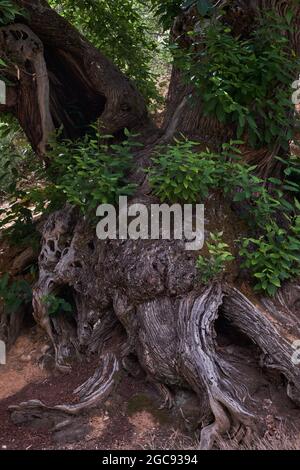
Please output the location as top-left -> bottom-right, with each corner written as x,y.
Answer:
25,206 -> 300,449
1,0 -> 300,449
0,0 -> 151,155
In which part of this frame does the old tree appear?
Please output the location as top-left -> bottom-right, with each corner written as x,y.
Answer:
1,0 -> 300,449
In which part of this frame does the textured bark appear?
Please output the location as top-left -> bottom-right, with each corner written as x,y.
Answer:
9,352 -> 119,416
0,244 -> 37,349
9,205 -> 298,449
2,0 -> 300,450
0,23 -> 54,155
0,0 -> 151,156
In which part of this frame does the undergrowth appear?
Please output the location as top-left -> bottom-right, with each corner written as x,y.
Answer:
0,127 -> 139,246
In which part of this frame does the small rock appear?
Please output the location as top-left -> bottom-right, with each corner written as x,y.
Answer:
53,423 -> 90,444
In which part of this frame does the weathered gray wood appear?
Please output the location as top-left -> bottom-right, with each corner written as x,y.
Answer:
14,206 -> 297,448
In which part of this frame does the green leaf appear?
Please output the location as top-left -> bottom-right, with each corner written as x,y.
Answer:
285,10 -> 293,26
196,0 -> 212,16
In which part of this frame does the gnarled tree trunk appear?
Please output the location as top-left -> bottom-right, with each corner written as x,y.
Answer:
0,0 -> 152,156
20,205 -> 299,449
1,0 -> 300,449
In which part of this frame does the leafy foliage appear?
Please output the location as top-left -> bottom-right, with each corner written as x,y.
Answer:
0,119 -> 35,197
49,0 -> 159,102
0,0 -> 25,25
196,231 -> 235,283
148,138 -> 300,295
174,10 -> 299,149
149,0 -> 214,30
42,294 -> 72,317
224,161 -> 300,227
240,218 -> 300,296
148,138 -> 268,204
0,2 -> 299,300
147,138 -> 222,202
0,199 -> 39,248
0,117 -> 41,247
149,0 -> 181,30
182,0 -> 213,16
0,1 -> 26,80
227,151 -> 300,295
0,273 -> 32,314
0,129 -> 138,247
45,129 -> 138,215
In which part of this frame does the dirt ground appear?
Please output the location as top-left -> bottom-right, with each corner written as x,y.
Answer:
0,326 -> 192,450
2,326 -> 300,451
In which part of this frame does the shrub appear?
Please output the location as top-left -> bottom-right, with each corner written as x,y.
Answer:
196,231 -> 235,283
0,273 -> 32,314
46,130 -> 138,215
239,218 -> 300,296
150,0 -> 182,30
173,10 -> 299,149
0,119 -> 36,197
0,129 -> 138,245
149,138 -> 300,295
147,138 -> 222,202
42,294 -> 72,317
0,0 -> 25,25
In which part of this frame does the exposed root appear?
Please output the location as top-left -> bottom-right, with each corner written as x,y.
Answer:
153,382 -> 175,410
1,0 -> 300,449
178,284 -> 254,449
8,352 -> 119,425
199,397 -> 231,450
71,353 -> 119,412
7,206 -> 300,449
